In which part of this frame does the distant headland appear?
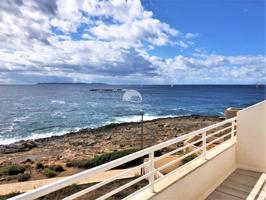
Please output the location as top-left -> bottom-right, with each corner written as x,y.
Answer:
36,82 -> 109,86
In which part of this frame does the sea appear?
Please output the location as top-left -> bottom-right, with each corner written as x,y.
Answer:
0,84 -> 265,145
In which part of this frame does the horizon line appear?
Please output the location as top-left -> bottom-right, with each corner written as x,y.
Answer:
0,83 -> 265,86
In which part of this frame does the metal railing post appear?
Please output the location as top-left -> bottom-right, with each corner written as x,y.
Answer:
202,132 -> 207,160
149,151 -> 155,193
231,120 -> 236,143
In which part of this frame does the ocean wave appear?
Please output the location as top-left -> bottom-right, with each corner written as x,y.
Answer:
50,100 -> 65,105
0,114 -> 183,145
3,123 -> 15,132
0,137 -> 21,145
13,116 -> 29,123
0,128 -> 81,145
110,114 -> 179,124
51,111 -> 66,118
174,107 -> 193,112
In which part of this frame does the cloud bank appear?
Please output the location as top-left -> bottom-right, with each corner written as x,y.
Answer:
0,0 -> 265,84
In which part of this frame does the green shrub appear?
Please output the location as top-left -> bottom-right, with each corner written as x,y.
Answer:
42,168 -> 57,178
22,158 -> 33,164
49,165 -> 64,172
0,164 -> 25,176
17,173 -> 30,182
66,159 -> 93,169
66,149 -> 140,169
36,162 -> 44,170
93,149 -> 138,167
0,192 -> 21,200
182,153 -> 198,164
154,150 -> 162,157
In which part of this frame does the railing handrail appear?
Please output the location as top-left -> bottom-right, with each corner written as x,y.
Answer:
10,117 -> 236,200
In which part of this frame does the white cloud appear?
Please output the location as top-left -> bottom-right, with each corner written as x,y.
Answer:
176,41 -> 191,49
89,18 -> 179,46
0,0 -> 264,84
81,0 -> 153,23
185,33 -> 199,39
155,54 -> 266,84
50,0 -> 85,33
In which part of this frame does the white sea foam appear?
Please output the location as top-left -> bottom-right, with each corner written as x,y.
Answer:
5,123 -> 15,132
0,137 -> 20,145
218,112 -> 224,116
0,115 -> 180,145
50,100 -> 65,104
13,116 -> 28,123
0,128 -> 81,145
51,111 -> 66,118
111,114 -> 179,123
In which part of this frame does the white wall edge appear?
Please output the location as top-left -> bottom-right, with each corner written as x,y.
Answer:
238,100 -> 266,114
237,164 -> 266,173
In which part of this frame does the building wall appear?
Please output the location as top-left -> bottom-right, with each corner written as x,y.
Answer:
236,100 -> 266,172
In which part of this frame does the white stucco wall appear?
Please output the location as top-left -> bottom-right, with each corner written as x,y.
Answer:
236,100 -> 266,172
149,145 -> 237,200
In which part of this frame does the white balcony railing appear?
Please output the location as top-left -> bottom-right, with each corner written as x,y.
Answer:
10,117 -> 237,200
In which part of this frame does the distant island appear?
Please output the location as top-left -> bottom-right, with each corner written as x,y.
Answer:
36,82 -> 126,91
36,82 -> 109,86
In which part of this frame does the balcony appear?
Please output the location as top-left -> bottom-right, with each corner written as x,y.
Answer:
9,100 -> 266,200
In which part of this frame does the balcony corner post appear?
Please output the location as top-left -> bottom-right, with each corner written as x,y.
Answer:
202,132 -> 207,160
149,151 -> 155,193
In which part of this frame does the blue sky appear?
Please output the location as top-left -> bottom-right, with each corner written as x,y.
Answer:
143,0 -> 265,56
0,0 -> 265,84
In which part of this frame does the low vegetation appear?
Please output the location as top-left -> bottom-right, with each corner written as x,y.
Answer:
41,168 -> 57,178
0,164 -> 26,176
0,162 -> 65,182
182,153 -> 198,164
66,159 -> 92,169
17,173 -> 31,182
66,149 -> 141,169
21,158 -> 34,164
0,192 -> 21,200
49,165 -> 64,172
0,178 -> 148,200
36,178 -> 147,200
36,162 -> 44,170
36,163 -> 64,178
0,149 -> 149,184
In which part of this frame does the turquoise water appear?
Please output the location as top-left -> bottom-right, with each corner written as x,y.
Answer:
0,84 -> 265,144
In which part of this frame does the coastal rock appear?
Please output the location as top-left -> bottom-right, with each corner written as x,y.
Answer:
105,135 -> 112,140
0,116 -> 221,172
0,178 -> 6,182
0,146 -> 18,154
0,140 -> 37,154
70,141 -> 83,146
86,141 -> 97,146
20,158 -> 34,164
164,123 -> 170,128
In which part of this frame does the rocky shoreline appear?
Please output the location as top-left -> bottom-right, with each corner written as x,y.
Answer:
0,115 -> 222,166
